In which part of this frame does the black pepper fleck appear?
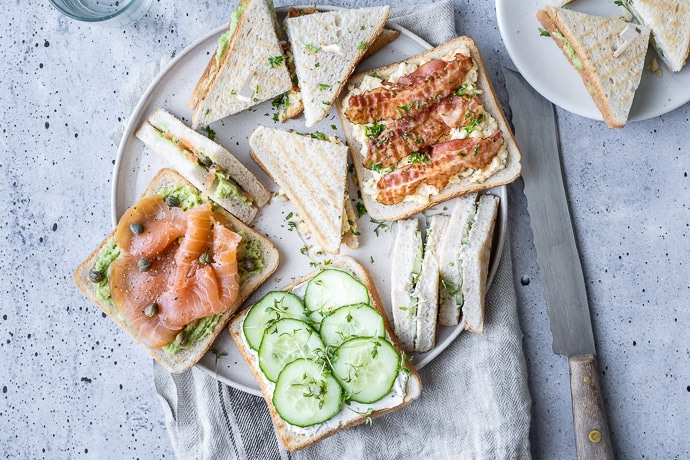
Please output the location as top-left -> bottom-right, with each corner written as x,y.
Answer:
520,275 -> 530,286
44,39 -> 49,47
2,386 -> 6,393
81,377 -> 92,383
52,223 -> 58,231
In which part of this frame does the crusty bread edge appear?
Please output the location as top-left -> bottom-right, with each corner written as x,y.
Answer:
228,255 -> 422,451
536,7 -> 623,129
189,0 -> 253,110
335,36 -> 522,221
73,168 -> 279,374
248,129 -> 350,255
285,5 -> 397,128
461,194 -> 500,335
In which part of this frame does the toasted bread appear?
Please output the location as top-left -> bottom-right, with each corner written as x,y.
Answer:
248,125 -> 354,254
189,0 -> 292,129
73,168 -> 279,373
228,256 -> 422,451
537,6 -> 651,128
625,0 -> 690,72
285,6 -> 391,127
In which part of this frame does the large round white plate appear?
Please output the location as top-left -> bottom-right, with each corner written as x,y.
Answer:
112,6 -> 507,396
496,0 -> 690,122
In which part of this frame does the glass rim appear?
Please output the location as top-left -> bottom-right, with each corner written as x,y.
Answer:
47,0 -> 144,22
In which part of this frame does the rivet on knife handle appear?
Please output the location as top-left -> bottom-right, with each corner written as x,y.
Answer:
569,354 -> 614,460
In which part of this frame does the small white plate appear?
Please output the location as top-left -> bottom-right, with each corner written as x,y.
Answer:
496,0 -> 690,122
112,6 -> 507,396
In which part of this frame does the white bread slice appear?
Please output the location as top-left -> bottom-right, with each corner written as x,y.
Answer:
438,193 -> 478,327
336,36 -> 521,221
189,0 -> 292,129
460,194 -> 499,334
228,256 -> 422,451
73,168 -> 279,374
248,126 -> 352,254
413,214 -> 449,353
390,218 -> 422,352
136,108 -> 270,224
627,0 -> 690,72
285,6 -> 390,127
537,6 -> 651,128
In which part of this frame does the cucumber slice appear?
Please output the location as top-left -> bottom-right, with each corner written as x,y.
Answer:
304,269 -> 370,328
331,337 -> 400,404
319,303 -> 385,348
273,358 -> 342,427
258,318 -> 325,382
243,291 -> 309,350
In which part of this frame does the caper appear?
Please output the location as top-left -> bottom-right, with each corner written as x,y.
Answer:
88,269 -> 104,283
243,257 -> 257,272
197,153 -> 212,168
130,222 -> 144,235
143,302 -> 159,318
165,195 -> 180,208
199,252 -> 211,265
138,258 -> 152,272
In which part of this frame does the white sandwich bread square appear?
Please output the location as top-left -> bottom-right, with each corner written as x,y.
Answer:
285,6 -> 391,127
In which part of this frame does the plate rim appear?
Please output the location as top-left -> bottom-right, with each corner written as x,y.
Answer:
111,5 -> 508,395
495,0 -> 690,122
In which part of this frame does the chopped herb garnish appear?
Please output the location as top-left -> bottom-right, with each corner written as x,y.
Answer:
305,44 -> 321,53
357,41 -> 366,50
202,125 -> 216,141
408,152 -> 431,164
268,55 -> 285,68
364,120 -> 385,139
319,83 -> 332,91
538,27 -> 550,37
310,131 -> 327,140
356,202 -> 367,218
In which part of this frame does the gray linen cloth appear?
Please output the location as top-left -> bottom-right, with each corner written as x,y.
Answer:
152,2 -> 532,458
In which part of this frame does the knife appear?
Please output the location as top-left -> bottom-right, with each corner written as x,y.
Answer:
502,67 -> 614,459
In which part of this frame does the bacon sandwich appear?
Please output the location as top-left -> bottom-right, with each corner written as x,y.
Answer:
336,36 -> 521,221
73,169 -> 279,373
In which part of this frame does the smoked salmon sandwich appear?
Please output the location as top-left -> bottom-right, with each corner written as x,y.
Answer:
73,169 -> 279,373
336,36 -> 521,221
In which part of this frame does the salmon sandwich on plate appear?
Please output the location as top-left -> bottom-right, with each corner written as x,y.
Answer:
73,169 -> 278,373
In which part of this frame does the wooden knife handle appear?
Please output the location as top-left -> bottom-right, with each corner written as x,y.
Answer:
569,354 -> 615,460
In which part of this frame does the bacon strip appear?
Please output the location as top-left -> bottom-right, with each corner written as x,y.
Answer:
375,131 -> 504,205
366,95 -> 481,169
345,54 -> 474,124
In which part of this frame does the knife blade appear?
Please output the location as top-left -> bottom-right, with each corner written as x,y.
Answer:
502,67 -> 614,460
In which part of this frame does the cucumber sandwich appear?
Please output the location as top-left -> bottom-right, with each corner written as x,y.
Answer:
389,193 -> 499,353
228,256 -> 422,451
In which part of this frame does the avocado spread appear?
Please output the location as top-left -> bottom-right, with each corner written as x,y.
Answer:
553,31 -> 584,70
214,171 -> 252,205
91,185 -> 253,356
93,241 -> 121,305
215,5 -> 246,65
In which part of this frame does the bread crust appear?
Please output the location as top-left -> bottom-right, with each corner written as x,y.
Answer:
72,168 -> 279,374
335,36 -> 521,222
228,256 -> 422,451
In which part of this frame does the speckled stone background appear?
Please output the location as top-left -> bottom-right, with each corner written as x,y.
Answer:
1,0 -> 688,458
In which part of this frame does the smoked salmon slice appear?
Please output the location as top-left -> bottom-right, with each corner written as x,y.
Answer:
110,196 -> 241,349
